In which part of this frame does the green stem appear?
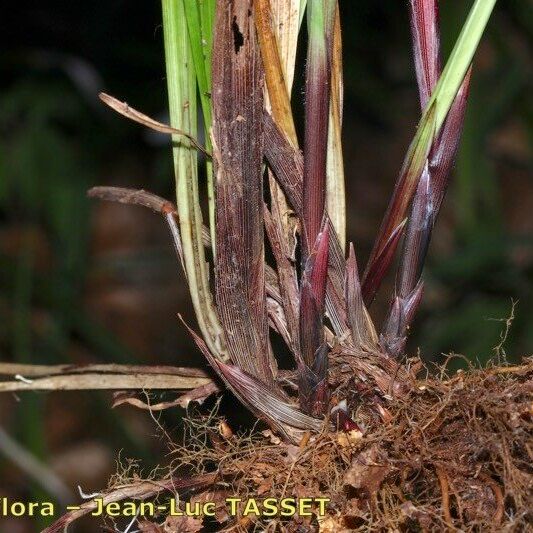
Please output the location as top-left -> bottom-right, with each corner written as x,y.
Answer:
161,0 -> 226,361
183,0 -> 216,256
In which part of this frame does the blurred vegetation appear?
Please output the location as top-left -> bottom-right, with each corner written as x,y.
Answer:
0,0 -> 531,524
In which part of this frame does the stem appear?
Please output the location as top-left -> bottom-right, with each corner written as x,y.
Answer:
161,0 -> 226,361
183,0 -> 216,255
303,0 -> 334,253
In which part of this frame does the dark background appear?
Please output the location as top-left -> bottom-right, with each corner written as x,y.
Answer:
0,1 -> 531,531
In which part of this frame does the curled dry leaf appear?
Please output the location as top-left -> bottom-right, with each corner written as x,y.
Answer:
261,429 -> 282,445
111,381 -> 220,411
112,392 -> 181,411
99,92 -> 211,156
176,381 -> 221,408
284,444 -> 301,464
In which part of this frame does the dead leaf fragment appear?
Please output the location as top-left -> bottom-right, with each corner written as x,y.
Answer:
336,428 -> 363,448
138,520 -> 164,532
343,445 -> 390,495
284,444 -> 300,463
261,429 -> 281,445
318,514 -> 349,532
219,420 -> 233,439
164,514 -> 203,533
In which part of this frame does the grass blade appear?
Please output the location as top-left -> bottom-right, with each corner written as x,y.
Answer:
263,111 -> 303,209
264,200 -> 300,354
397,167 -> 434,297
299,225 -> 330,368
181,318 -> 322,440
183,0 -> 217,254
263,112 -> 350,338
182,0 -> 213,132
302,0 -> 335,253
257,0 -> 303,358
409,0 -> 441,109
98,92 -> 210,156
269,0 -> 302,94
345,243 -> 378,351
430,70 -> 471,213
326,5 -> 346,249
380,281 -> 424,357
215,361 -> 323,432
428,0 -> 497,133
161,0 -> 226,361
296,1 -> 336,416
298,225 -> 330,415
381,2 -> 474,355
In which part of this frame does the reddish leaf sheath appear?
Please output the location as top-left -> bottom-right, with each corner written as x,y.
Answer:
298,224 -> 330,415
299,224 -> 330,369
380,0 -> 471,355
409,0 -> 441,109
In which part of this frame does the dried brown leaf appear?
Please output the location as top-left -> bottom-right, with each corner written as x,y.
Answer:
255,0 -> 298,145
99,93 -> 210,156
212,0 -> 275,384
345,243 -> 378,351
138,520 -> 164,533
163,514 -> 203,533
343,445 -> 391,496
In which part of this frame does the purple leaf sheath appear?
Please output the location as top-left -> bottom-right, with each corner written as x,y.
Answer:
380,0 -> 471,356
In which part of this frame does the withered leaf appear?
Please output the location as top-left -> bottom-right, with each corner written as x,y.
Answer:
212,0 -> 275,385
343,445 -> 391,495
164,514 -> 203,533
138,520 -> 164,533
